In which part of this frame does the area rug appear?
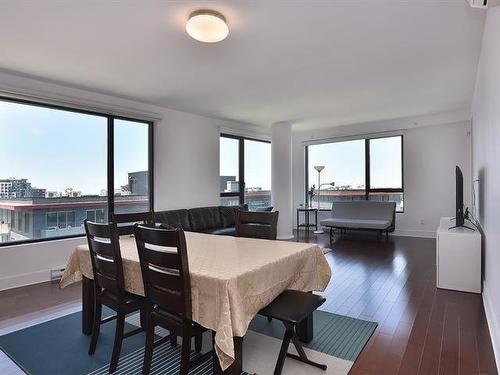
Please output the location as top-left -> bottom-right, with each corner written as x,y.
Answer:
0,309 -> 376,375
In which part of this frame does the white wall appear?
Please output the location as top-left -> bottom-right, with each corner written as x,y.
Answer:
471,6 -> 500,368
0,71 -> 257,290
292,113 -> 471,238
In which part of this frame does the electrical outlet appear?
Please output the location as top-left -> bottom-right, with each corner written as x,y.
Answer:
420,219 -> 425,225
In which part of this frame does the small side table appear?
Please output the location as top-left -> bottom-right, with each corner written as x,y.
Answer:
296,207 -> 318,241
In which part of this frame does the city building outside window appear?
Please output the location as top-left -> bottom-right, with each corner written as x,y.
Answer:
0,97 -> 153,246
24,212 -> 30,233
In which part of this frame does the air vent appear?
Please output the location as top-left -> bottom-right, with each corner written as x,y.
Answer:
468,0 -> 488,8
50,268 -> 65,282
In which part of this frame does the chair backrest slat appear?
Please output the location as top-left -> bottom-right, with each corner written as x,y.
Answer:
112,211 -> 154,236
134,225 -> 192,319
236,211 -> 279,240
146,264 -> 183,291
141,246 -> 181,271
84,220 -> 124,295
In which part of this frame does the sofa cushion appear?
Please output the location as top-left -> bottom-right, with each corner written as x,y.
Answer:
330,201 -> 396,221
202,227 -> 236,236
189,206 -> 223,231
320,218 -> 391,230
154,209 -> 191,231
220,204 -> 248,228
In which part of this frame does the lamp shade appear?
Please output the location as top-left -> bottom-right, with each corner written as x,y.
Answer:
314,165 -> 325,173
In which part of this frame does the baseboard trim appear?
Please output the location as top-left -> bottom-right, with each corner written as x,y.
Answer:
294,227 -> 436,238
392,229 -> 436,238
0,269 -> 51,291
483,282 -> 500,371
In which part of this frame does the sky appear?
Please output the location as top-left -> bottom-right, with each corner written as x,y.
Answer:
308,137 -> 402,189
0,100 -> 400,196
220,137 -> 271,190
219,135 -> 401,192
0,100 -> 148,195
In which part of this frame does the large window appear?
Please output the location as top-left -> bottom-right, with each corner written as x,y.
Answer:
306,135 -> 404,212
219,134 -> 271,210
0,97 -> 153,246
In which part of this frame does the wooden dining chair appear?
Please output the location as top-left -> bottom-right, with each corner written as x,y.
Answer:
84,220 -> 147,373
235,210 -> 279,240
134,224 -> 209,375
111,211 -> 154,236
259,290 -> 327,375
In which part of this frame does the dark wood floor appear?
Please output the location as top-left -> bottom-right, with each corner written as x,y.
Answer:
297,230 -> 497,375
0,231 -> 497,374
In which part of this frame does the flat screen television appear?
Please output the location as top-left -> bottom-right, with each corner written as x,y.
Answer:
456,166 -> 464,227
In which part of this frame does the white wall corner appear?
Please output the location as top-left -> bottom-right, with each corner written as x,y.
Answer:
483,282 -> 500,371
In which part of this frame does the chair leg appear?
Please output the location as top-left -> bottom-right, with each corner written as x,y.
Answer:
386,230 -> 389,240
273,325 -> 293,375
109,313 -> 125,373
88,301 -> 102,355
142,319 -> 155,375
288,331 -> 327,371
194,329 -> 203,353
170,332 -> 178,347
179,324 -> 192,375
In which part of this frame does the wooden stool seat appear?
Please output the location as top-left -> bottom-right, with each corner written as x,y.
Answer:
259,290 -> 327,375
260,289 -> 325,324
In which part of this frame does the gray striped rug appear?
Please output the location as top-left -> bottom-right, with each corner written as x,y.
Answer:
86,314 -> 248,375
87,341 -> 246,375
86,311 -> 376,374
250,311 -> 378,362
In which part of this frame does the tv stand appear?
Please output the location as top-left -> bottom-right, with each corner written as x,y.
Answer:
437,217 -> 481,293
448,224 -> 475,231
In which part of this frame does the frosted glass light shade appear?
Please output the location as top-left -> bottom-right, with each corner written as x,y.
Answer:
186,10 -> 229,43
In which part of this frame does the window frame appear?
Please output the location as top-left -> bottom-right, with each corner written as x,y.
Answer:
219,133 -> 271,206
305,134 -> 404,213
0,95 -> 154,247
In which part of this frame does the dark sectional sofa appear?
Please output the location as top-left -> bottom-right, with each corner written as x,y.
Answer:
154,205 -> 248,236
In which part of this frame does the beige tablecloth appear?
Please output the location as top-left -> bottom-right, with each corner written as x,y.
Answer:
60,232 -> 331,370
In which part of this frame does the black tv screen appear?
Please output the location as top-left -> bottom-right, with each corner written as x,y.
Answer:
456,166 -> 464,226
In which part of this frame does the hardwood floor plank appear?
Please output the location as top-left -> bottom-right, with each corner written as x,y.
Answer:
439,301 -> 460,375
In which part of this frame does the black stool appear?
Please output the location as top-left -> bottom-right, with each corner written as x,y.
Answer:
259,290 -> 327,375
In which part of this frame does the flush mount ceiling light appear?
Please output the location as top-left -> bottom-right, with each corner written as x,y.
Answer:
186,10 -> 229,43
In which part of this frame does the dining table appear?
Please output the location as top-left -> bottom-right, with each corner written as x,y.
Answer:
60,231 -> 331,374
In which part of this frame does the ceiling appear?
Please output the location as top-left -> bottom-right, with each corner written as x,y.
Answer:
0,1 -> 486,130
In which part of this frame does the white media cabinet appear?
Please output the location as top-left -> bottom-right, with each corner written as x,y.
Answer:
436,217 -> 481,294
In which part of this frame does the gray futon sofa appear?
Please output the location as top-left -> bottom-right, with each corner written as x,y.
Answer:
320,201 -> 396,240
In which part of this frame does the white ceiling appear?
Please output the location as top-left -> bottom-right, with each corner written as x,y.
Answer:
0,1 -> 486,130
